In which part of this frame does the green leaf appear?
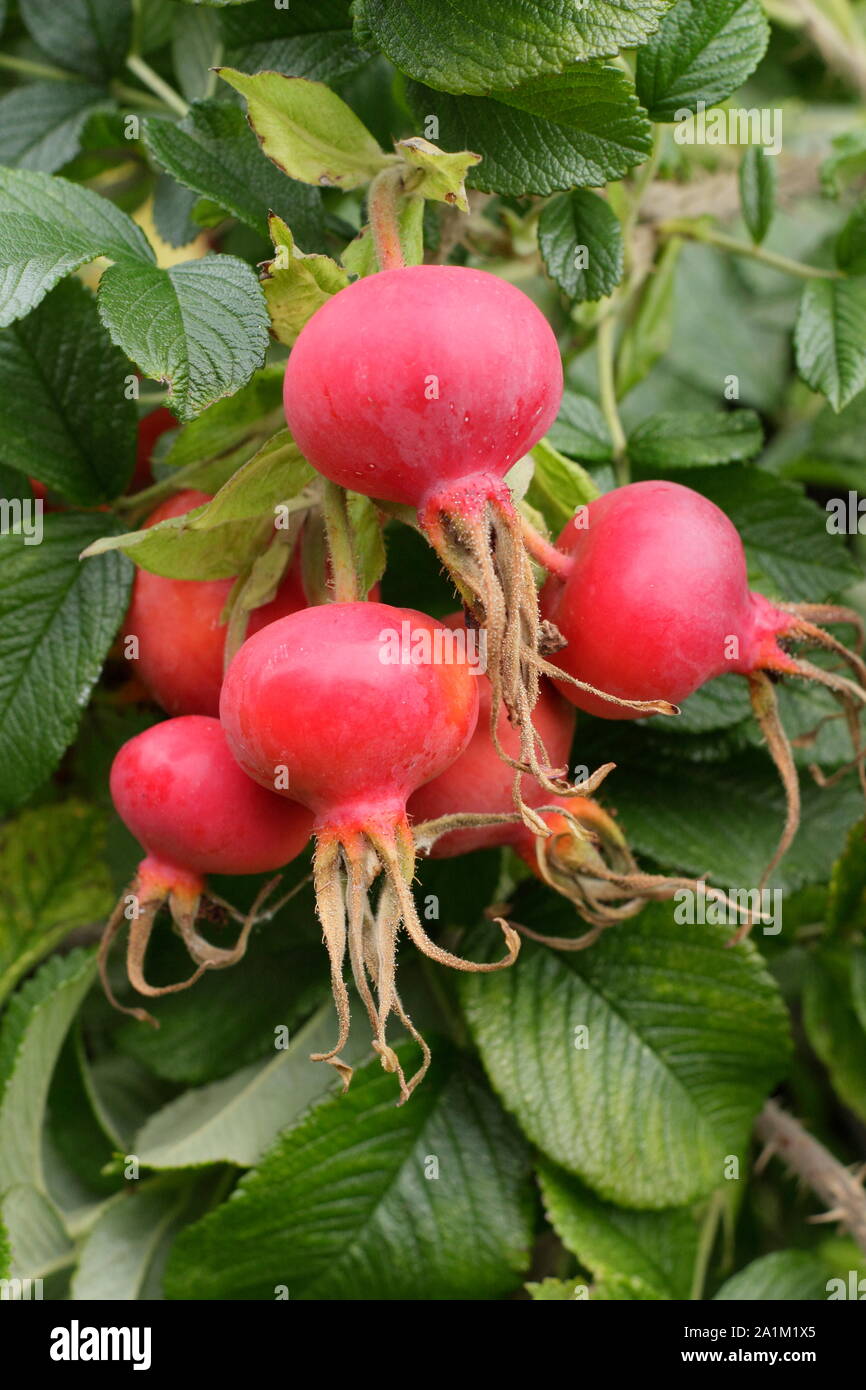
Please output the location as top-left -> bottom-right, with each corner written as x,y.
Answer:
0,514 -> 132,815
70,1188 -> 191,1301
795,277 -> 866,413
628,410 -> 763,469
802,391 -> 866,485
46,1031 -> 124,1198
539,1160 -> 699,1298
118,935 -> 323,1086
172,3 -> 222,103
86,1055 -> 175,1153
803,950 -> 866,1122
0,83 -> 114,174
0,802 -> 113,1008
133,1006 -> 374,1170
0,169 -> 153,327
155,365 -> 285,494
526,1276 -> 585,1300
526,438 -> 601,535
347,491 -> 387,594
739,145 -> 777,246
592,1273 -> 658,1299
0,278 -> 137,504
188,430 -> 315,529
143,100 -> 325,245
97,255 -> 269,422
81,431 -> 315,578
20,0 -> 133,82
396,136 -> 480,213
635,0 -> 770,122
358,0 -> 673,95
164,1045 -> 532,1299
462,897 -> 790,1208
539,190 -> 625,302
682,465 -> 859,599
835,199 -> 866,276
152,175 -> 200,250
262,215 -> 349,346
546,388 -> 613,462
217,67 -> 392,190
0,948 -> 97,1195
715,1251 -> 831,1300
407,67 -> 653,196
825,818 -> 866,936
666,242 -> 789,412
616,236 -> 682,396
223,0 -> 371,84
853,950 -> 866,1034
822,130 -> 866,198
581,740 -> 862,891
0,1185 -> 73,1290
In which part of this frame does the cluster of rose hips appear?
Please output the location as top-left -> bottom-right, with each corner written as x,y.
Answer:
103,266 -> 866,1101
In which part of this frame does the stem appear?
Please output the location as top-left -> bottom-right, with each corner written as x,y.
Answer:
690,1188 -> 726,1300
126,54 -> 189,118
625,127 -> 663,241
130,0 -> 145,58
0,53 -> 84,83
321,479 -> 360,603
660,219 -> 841,281
519,514 -> 575,580
755,1099 -> 866,1255
368,167 -> 406,273
111,80 -> 175,113
596,315 -> 629,486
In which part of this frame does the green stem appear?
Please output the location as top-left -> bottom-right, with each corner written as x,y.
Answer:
596,315 -> 629,486
321,479 -> 360,603
111,80 -> 175,113
0,52 -> 84,82
690,1188 -> 726,1300
368,167 -> 406,273
626,127 -> 664,238
130,0 -> 145,57
126,54 -> 188,118
660,219 -> 841,281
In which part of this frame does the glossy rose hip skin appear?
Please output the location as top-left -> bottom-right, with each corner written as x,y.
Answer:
542,480 -> 866,888
284,265 -> 562,508
220,600 -> 518,1100
282,264 -> 581,805
408,616 -> 577,856
101,715 -> 312,1021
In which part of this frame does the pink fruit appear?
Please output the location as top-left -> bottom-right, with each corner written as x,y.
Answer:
283,264 -> 570,805
408,617 -> 576,856
283,265 -> 562,509
220,600 -> 518,1100
101,715 -> 312,1022
125,490 -> 309,717
542,480 -> 866,883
